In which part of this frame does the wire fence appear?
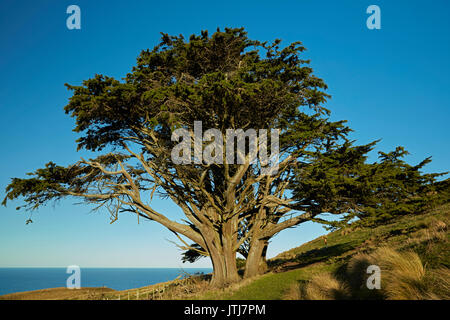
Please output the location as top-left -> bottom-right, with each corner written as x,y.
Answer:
70,273 -> 209,300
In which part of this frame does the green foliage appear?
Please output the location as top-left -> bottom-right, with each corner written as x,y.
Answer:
291,143 -> 448,228
236,257 -> 246,269
2,154 -> 133,212
63,27 -> 331,154
181,243 -> 207,263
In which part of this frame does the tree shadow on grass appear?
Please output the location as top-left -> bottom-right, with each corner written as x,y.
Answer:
269,243 -> 356,272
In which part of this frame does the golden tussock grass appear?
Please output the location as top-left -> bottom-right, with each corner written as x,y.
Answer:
302,273 -> 350,300
286,247 -> 450,300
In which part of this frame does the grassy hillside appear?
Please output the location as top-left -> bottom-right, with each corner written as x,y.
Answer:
2,203 -> 448,300
197,203 -> 450,300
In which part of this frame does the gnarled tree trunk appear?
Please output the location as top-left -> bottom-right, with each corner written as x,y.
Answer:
202,218 -> 240,287
244,237 -> 268,279
207,243 -> 240,287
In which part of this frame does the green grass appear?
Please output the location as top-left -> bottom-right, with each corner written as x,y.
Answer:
219,264 -> 335,300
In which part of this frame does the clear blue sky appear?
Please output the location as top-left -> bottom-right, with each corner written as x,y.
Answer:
0,0 -> 449,268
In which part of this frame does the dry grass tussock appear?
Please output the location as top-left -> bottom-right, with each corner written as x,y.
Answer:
286,247 -> 450,300
303,273 -> 350,300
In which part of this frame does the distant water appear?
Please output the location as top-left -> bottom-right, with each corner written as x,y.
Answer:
0,267 -> 212,296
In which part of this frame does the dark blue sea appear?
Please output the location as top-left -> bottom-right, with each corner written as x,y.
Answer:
0,267 -> 212,295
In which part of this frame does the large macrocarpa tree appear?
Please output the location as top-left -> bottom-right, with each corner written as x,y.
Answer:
3,28 -> 446,287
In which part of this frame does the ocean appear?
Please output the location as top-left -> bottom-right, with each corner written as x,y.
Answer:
0,267 -> 212,296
